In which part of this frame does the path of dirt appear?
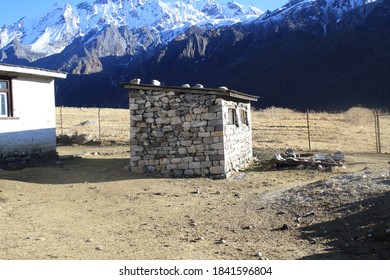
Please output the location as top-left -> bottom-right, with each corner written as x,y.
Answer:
0,145 -> 389,259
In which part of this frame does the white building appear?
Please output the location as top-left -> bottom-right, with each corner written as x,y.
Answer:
0,64 -> 67,169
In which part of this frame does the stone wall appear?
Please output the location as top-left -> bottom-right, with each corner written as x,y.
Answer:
129,88 -> 254,179
0,149 -> 57,170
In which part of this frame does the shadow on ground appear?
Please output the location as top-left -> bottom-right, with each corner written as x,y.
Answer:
0,157 -> 137,184
299,190 -> 390,260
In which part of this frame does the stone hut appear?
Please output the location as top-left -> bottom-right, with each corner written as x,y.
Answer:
123,82 -> 258,179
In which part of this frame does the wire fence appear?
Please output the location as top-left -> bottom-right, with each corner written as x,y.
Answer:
56,106 -> 389,154
251,107 -> 390,154
56,107 -> 130,144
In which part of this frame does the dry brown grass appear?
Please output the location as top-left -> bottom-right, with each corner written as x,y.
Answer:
56,106 -> 390,153
252,107 -> 390,153
56,107 -> 130,144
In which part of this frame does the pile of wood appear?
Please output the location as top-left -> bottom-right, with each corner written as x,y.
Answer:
270,148 -> 345,170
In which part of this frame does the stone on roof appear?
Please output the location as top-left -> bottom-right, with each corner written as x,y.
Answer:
122,83 -> 258,102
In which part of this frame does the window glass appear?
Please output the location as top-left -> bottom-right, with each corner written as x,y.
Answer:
240,109 -> 248,125
228,108 -> 236,125
0,93 -> 7,116
0,81 -> 8,90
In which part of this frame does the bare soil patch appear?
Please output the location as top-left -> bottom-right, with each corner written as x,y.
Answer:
1,107 -> 389,259
1,143 -> 389,260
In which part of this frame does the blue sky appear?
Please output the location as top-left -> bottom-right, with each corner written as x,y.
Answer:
2,0 -> 288,26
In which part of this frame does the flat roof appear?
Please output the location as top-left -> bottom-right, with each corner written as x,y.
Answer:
0,63 -> 67,79
122,83 -> 258,102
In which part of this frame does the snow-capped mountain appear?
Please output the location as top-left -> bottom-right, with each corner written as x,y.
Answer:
0,0 -> 262,62
2,0 -> 389,110
256,0 -> 380,36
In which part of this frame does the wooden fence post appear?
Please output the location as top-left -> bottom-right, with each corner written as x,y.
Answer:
373,109 -> 382,154
98,108 -> 102,139
306,110 -> 312,151
60,106 -> 64,135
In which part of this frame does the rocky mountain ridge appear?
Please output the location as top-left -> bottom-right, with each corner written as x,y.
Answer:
2,0 -> 390,110
0,0 -> 262,72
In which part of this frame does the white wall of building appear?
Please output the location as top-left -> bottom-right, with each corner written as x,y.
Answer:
0,76 -> 57,154
222,100 -> 253,178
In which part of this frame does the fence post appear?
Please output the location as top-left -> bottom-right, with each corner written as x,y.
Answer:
306,110 -> 312,151
376,110 -> 381,154
60,106 -> 64,135
98,108 -> 102,139
373,109 -> 378,153
373,109 -> 382,154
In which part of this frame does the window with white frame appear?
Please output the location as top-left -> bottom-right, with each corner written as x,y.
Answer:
0,80 -> 11,117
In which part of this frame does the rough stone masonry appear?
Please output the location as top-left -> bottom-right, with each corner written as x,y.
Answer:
123,83 -> 258,179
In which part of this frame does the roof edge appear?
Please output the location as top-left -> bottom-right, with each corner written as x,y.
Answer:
122,83 -> 258,102
0,63 -> 67,79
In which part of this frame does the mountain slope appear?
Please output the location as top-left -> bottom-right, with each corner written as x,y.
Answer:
0,0 -> 262,67
2,0 -> 390,110
130,0 -> 390,110
208,30 -> 390,110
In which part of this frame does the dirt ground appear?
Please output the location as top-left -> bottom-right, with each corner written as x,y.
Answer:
1,143 -> 389,260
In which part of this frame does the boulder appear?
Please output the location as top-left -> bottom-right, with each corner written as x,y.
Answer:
74,134 -> 94,145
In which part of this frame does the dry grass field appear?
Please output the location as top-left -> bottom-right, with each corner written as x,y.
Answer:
252,107 -> 389,153
56,106 -> 389,154
56,107 -> 130,145
0,106 -> 389,260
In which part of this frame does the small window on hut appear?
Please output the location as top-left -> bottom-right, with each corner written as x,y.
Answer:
239,109 -> 249,125
227,108 -> 236,125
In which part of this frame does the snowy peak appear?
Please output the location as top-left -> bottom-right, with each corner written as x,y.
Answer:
257,0 -> 380,36
267,0 -> 378,16
0,0 -> 263,61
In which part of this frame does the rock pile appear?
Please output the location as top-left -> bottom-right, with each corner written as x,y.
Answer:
270,148 -> 345,170
56,133 -> 97,146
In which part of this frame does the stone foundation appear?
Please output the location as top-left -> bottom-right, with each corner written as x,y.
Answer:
0,149 -> 57,170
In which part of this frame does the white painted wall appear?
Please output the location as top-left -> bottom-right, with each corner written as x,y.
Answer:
0,76 -> 57,153
222,100 -> 253,178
